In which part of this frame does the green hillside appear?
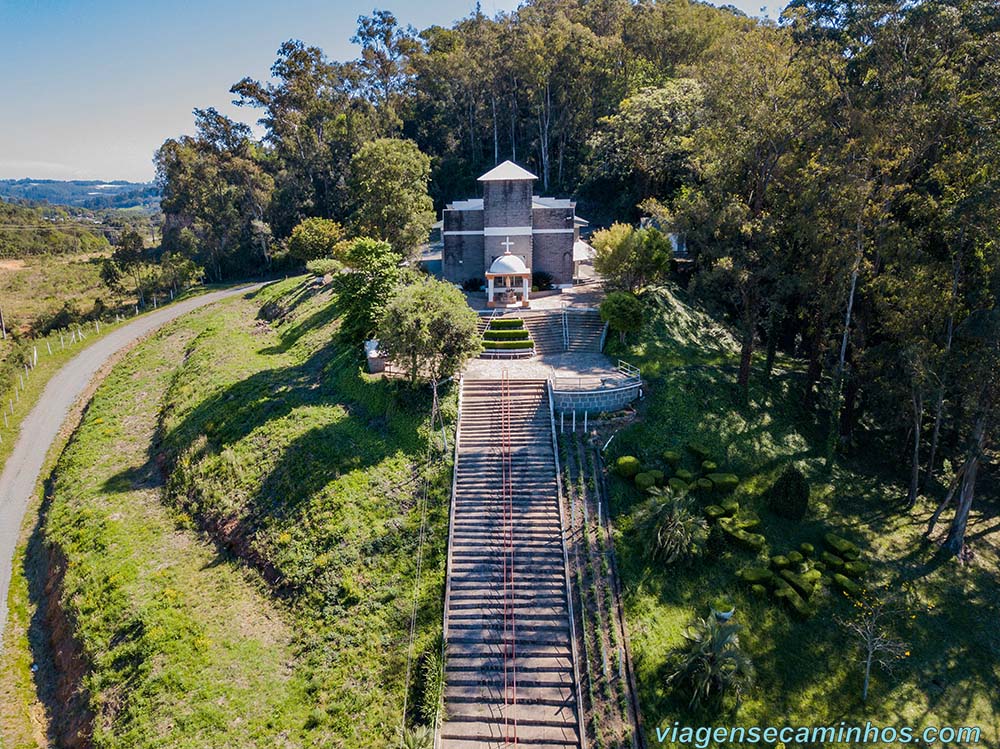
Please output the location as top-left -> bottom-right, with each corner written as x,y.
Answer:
604,286 -> 999,744
1,277 -> 453,747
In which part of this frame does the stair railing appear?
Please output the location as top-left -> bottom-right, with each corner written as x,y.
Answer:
562,310 -> 570,351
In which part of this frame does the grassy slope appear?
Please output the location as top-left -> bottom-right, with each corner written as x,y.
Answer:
1,276 -> 453,747
605,285 -> 999,746
158,277 -> 453,740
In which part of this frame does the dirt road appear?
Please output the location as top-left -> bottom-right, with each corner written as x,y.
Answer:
0,284 -> 261,648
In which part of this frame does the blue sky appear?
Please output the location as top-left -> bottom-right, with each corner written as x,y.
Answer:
0,0 -> 776,182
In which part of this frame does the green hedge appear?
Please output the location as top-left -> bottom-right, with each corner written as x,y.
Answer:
635,472 -> 657,491
668,478 -> 688,493
616,456 -> 641,478
723,526 -> 766,551
737,567 -> 774,585
707,473 -> 740,492
483,329 -> 530,340
482,340 -> 534,350
824,532 -> 861,560
489,318 -> 525,329
832,573 -> 861,596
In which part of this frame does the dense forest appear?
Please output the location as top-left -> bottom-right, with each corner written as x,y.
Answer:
0,179 -> 159,210
154,0 -> 998,557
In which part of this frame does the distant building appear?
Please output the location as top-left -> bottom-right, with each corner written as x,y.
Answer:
441,161 -> 592,291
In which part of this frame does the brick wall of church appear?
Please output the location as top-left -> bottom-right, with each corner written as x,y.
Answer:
442,208 -> 485,284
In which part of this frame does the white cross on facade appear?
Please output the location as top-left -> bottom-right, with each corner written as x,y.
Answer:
501,236 -> 515,253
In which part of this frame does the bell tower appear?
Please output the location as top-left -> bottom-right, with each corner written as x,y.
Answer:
478,160 -> 537,275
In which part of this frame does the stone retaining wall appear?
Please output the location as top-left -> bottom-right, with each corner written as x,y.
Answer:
552,381 -> 641,413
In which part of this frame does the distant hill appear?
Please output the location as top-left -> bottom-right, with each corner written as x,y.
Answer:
0,179 -> 159,210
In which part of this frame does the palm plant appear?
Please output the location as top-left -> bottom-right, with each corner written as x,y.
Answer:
635,486 -> 708,564
666,615 -> 755,710
400,724 -> 434,749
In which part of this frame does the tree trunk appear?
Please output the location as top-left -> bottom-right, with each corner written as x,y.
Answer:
943,413 -> 986,556
906,389 -> 923,509
839,372 -> 860,446
763,307 -> 779,381
862,650 -> 872,703
925,251 -> 960,487
737,330 -> 753,398
491,93 -> 499,164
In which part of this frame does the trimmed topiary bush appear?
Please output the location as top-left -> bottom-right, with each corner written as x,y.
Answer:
635,472 -> 657,491
842,560 -> 870,579
774,579 -> 814,618
668,478 -> 689,493
770,555 -> 791,570
675,468 -> 694,482
482,339 -> 534,350
723,526 -> 766,552
707,473 -> 739,492
820,551 -> 845,570
616,456 -> 641,478
824,532 -> 861,560
722,512 -> 760,531
767,465 -> 810,520
779,568 -> 821,598
704,504 -> 727,520
800,542 -> 815,557
695,478 -> 714,492
751,584 -> 767,598
831,573 -> 861,596
663,450 -> 682,467
702,460 -> 717,473
787,551 -> 804,565
687,441 -> 713,460
489,317 -> 525,329
720,497 -> 739,516
483,328 -> 530,340
647,469 -> 665,485
737,567 -> 774,585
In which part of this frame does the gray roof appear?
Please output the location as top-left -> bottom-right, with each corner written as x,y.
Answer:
532,196 -> 575,209
445,198 -> 484,211
477,160 -> 538,182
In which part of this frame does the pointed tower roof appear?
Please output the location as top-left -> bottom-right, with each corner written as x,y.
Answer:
477,160 -> 538,182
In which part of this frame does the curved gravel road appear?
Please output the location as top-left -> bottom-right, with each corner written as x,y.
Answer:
0,284 -> 261,648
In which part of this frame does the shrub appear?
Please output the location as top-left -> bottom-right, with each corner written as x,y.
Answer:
706,523 -> 727,556
774,579 -> 814,618
531,270 -> 554,291
842,560 -> 870,579
666,616 -> 754,709
687,441 -> 712,460
751,584 -> 767,598
695,477 -> 714,492
771,555 -> 791,569
305,257 -> 344,276
704,504 -> 727,520
663,450 -> 682,466
832,573 -> 862,596
600,291 -> 644,343
635,472 -> 657,491
723,511 -> 760,530
675,468 -> 694,482
647,469 -> 665,485
723,526 -> 766,551
821,551 -> 846,570
786,551 -> 804,564
800,542 -> 815,557
736,567 -> 773,585
779,568 -> 821,599
482,339 -> 533,350
824,532 -> 861,560
702,460 -> 717,473
483,328 -> 530,340
707,473 -> 740,492
720,497 -> 739,515
634,488 -> 709,564
616,456 -> 641,478
489,318 -> 524,329
767,465 -> 810,520
668,478 -> 689,493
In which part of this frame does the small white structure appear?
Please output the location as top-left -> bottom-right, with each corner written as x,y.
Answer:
486,244 -> 531,309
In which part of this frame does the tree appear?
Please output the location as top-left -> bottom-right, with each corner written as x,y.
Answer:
600,291 -> 643,344
667,614 -> 754,710
837,590 -> 908,703
335,237 -> 401,343
352,10 -> 419,131
377,278 -> 482,386
591,224 -> 671,293
103,227 -> 150,306
348,138 -> 435,257
288,217 -> 346,262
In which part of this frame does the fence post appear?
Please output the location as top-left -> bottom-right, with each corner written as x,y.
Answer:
46,340 -> 52,356
33,347 -> 37,367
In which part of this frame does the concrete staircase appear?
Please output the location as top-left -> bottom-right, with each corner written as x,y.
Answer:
520,313 -> 566,356
565,311 -> 605,353
440,378 -> 582,749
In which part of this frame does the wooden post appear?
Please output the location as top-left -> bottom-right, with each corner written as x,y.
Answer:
0,306 -> 5,339
96,320 -> 101,334
60,333 -> 64,349
46,340 -> 52,356
33,347 -> 37,367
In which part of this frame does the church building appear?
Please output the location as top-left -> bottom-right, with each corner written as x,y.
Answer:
441,161 -> 591,299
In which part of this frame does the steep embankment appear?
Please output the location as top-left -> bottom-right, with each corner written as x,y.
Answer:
2,276 -> 454,747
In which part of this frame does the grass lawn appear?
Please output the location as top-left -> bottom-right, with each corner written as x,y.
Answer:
0,275 -> 454,747
603,285 -> 999,747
